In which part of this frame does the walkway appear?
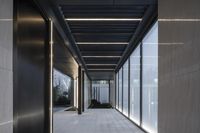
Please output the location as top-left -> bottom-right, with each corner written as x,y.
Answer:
53,109 -> 144,133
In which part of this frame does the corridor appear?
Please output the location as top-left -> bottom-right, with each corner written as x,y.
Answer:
1,0 -> 200,133
54,109 -> 144,133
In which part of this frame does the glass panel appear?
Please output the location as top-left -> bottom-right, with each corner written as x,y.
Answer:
53,69 -> 72,108
92,80 -> 109,104
130,44 -> 141,125
116,73 -> 119,109
142,22 -> 158,133
84,74 -> 91,110
118,68 -> 123,112
123,60 -> 129,116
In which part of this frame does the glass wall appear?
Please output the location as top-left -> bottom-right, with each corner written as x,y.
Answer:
130,44 -> 141,125
92,80 -> 109,104
115,22 -> 158,133
142,22 -> 158,133
116,73 -> 119,109
118,68 -> 123,112
53,69 -> 72,107
84,74 -> 91,110
123,60 -> 129,116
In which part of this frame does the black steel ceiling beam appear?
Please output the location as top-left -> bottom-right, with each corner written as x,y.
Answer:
81,51 -> 123,56
34,0 -> 91,80
61,5 -> 147,10
70,26 -> 138,30
85,60 -> 119,64
74,35 -> 131,42
64,14 -> 143,18
89,71 -> 114,80
68,21 -> 140,25
115,4 -> 158,72
78,44 -> 127,51
55,0 -> 156,80
62,10 -> 145,13
71,29 -> 136,34
57,0 -> 153,6
87,65 -> 116,69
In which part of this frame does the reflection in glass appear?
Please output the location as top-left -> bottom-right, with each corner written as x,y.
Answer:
130,44 -> 141,125
123,60 -> 129,116
53,69 -> 72,108
118,68 -> 123,112
92,80 -> 109,104
116,73 -> 119,109
142,22 -> 158,133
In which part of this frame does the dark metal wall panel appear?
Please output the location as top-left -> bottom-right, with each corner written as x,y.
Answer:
53,25 -> 78,79
33,0 -> 91,80
78,66 -> 82,114
13,0 -> 49,133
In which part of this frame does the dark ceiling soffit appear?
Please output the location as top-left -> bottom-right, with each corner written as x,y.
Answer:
115,4 -> 158,72
33,0 -> 91,80
57,0 -> 153,6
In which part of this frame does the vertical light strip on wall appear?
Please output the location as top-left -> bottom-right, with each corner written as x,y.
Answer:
77,79 -> 78,108
74,79 -> 76,107
50,20 -> 53,133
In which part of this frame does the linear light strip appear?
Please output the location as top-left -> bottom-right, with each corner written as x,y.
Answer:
83,56 -> 121,58
0,120 -> 13,126
50,20 -> 53,133
88,69 -> 115,71
65,18 -> 142,21
87,64 -> 117,66
77,42 -> 129,45
0,19 -> 13,21
159,19 -> 200,22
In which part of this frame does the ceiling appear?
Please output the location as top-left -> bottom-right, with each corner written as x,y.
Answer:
55,0 -> 157,80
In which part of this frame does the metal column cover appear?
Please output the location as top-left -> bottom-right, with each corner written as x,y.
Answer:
78,66 -> 82,114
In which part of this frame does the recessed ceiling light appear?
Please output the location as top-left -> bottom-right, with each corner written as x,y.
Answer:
65,18 -> 142,21
88,69 -> 114,71
77,42 -> 129,45
83,56 -> 121,58
87,64 -> 117,66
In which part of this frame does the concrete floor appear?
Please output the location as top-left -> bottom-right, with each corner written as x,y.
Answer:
53,109 -> 144,133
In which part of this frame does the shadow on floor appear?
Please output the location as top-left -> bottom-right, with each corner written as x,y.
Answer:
89,99 -> 112,109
